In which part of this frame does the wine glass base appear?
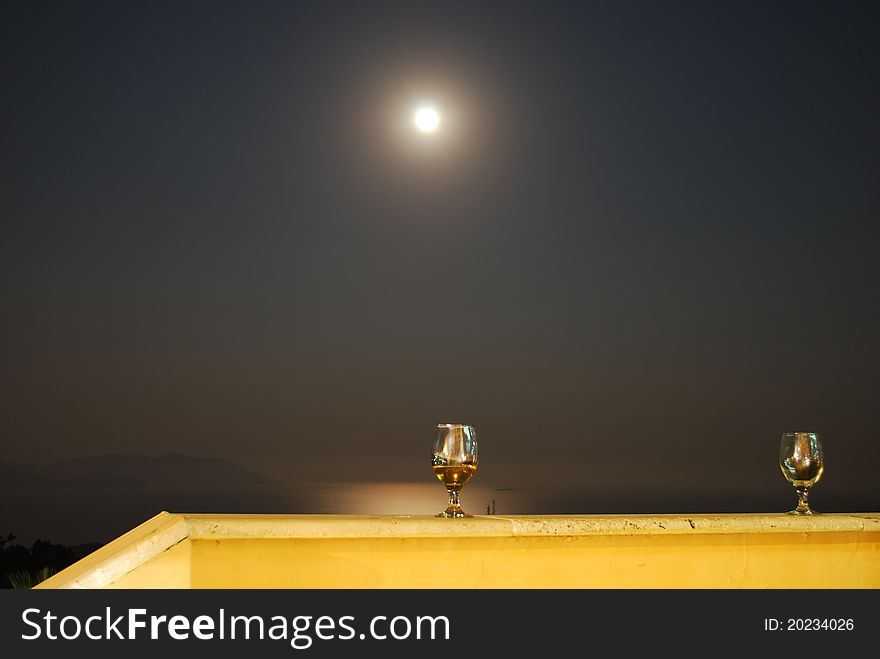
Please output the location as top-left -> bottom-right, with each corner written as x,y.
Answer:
436,511 -> 472,518
787,509 -> 819,515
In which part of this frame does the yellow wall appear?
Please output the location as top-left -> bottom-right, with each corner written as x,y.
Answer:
38,513 -> 880,589
190,530 -> 880,589
106,539 -> 191,589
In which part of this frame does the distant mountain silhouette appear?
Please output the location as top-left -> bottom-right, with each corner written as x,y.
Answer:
0,452 -> 272,489
0,453 -> 285,544
0,462 -> 144,489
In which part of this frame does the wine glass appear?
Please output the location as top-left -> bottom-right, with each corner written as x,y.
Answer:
779,432 -> 824,515
431,423 -> 478,518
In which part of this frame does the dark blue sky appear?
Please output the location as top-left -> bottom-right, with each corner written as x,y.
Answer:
2,1 -> 878,513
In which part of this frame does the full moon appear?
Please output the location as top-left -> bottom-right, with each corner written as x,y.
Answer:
414,107 -> 440,133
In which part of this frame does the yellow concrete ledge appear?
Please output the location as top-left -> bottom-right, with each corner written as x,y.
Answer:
36,512 -> 190,589
37,512 -> 880,589
185,512 -> 880,538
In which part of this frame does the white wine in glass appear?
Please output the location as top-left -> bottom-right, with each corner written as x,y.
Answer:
779,432 -> 824,515
432,423 -> 478,518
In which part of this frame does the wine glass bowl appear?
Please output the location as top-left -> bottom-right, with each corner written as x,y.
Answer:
779,432 -> 824,515
432,423 -> 478,518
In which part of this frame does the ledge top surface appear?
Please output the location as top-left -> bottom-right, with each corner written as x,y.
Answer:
180,512 -> 880,539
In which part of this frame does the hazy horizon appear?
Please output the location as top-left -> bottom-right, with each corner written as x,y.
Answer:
3,448 -> 876,545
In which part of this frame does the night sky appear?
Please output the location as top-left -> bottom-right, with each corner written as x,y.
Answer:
2,1 -> 879,522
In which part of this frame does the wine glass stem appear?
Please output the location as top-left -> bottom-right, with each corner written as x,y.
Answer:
446,488 -> 462,513
795,487 -> 811,514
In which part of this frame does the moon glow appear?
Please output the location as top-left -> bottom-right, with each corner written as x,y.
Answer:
414,107 -> 440,133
